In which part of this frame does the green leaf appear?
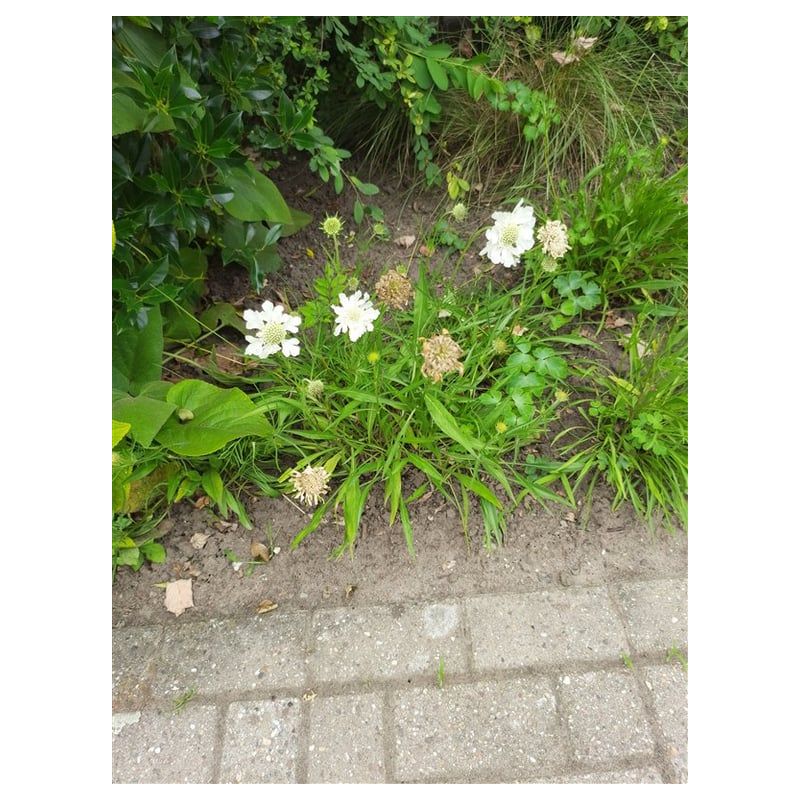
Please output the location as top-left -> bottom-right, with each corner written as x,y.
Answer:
410,56 -> 432,89
424,395 -> 483,454
533,347 -> 568,380
112,306 -> 163,394
422,44 -> 452,59
508,373 -> 546,395
507,352 -> 535,373
112,420 -> 131,448
112,93 -> 146,135
155,380 -> 270,456
114,21 -> 167,66
220,164 -> 294,224
425,58 -> 449,91
198,302 -> 247,334
455,473 -> 503,509
140,541 -> 166,563
112,393 -> 177,447
115,546 -> 142,568
353,198 -> 364,224
201,469 -> 226,514
341,474 -> 366,549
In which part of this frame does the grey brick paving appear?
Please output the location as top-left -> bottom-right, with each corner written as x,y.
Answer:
644,664 -> 688,782
220,698 -> 301,783
308,693 -> 385,783
112,705 -> 218,783
533,766 -> 663,783
614,578 -> 688,652
112,575 -> 688,784
466,587 -> 627,669
559,670 -> 655,765
151,613 -> 308,696
310,602 -> 466,683
393,676 -> 564,781
112,626 -> 162,710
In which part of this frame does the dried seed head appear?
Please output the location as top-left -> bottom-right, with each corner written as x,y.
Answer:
290,466 -> 331,507
537,219 -> 571,260
375,269 -> 413,310
420,330 -> 465,383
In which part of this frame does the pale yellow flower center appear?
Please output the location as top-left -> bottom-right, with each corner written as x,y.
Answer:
260,321 -> 286,346
500,224 -> 519,248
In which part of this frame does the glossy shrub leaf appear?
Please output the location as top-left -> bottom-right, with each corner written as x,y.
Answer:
155,380 -> 271,456
112,306 -> 163,394
410,56 -> 432,89
112,93 -> 146,135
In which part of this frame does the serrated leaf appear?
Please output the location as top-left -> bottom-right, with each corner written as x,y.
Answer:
532,347 -> 568,380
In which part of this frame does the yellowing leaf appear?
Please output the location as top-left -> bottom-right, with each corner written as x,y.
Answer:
250,540 -> 272,562
393,234 -> 416,248
256,599 -> 278,614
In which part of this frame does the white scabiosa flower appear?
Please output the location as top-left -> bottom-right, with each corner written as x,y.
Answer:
243,300 -> 302,359
331,290 -> 380,342
480,200 -> 536,268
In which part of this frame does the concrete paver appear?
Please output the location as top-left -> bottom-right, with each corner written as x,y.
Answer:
220,698 -> 301,783
112,704 -> 218,783
310,602 -> 467,683
467,587 -> 627,669
392,676 -> 564,781
308,693 -> 385,783
559,670 -> 655,765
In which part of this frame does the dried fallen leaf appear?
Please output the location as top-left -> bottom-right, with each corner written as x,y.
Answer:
512,324 -> 528,337
574,36 -> 598,52
194,495 -> 211,509
604,311 -> 631,330
345,584 -> 357,599
164,579 -> 194,617
306,247 -> 315,259
214,520 -> 237,531
302,690 -> 317,702
552,50 -> 579,66
250,540 -> 272,562
256,599 -> 278,614
190,532 -> 211,550
393,234 -> 416,248
419,244 -> 434,257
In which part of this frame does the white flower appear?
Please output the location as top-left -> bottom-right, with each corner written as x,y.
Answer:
479,200 -> 536,268
243,300 -> 302,358
331,290 -> 380,342
537,219 -> 571,260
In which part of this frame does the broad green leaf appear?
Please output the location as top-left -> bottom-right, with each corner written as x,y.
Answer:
422,44 -> 452,59
112,420 -> 131,448
155,380 -> 270,456
425,58 -> 449,91
112,306 -> 163,394
115,546 -> 142,568
114,21 -> 167,66
508,373 -> 546,395
112,393 -> 176,446
507,352 -> 535,373
410,56 -> 432,89
424,395 -> 483,454
220,164 -> 293,224
112,93 -> 146,135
